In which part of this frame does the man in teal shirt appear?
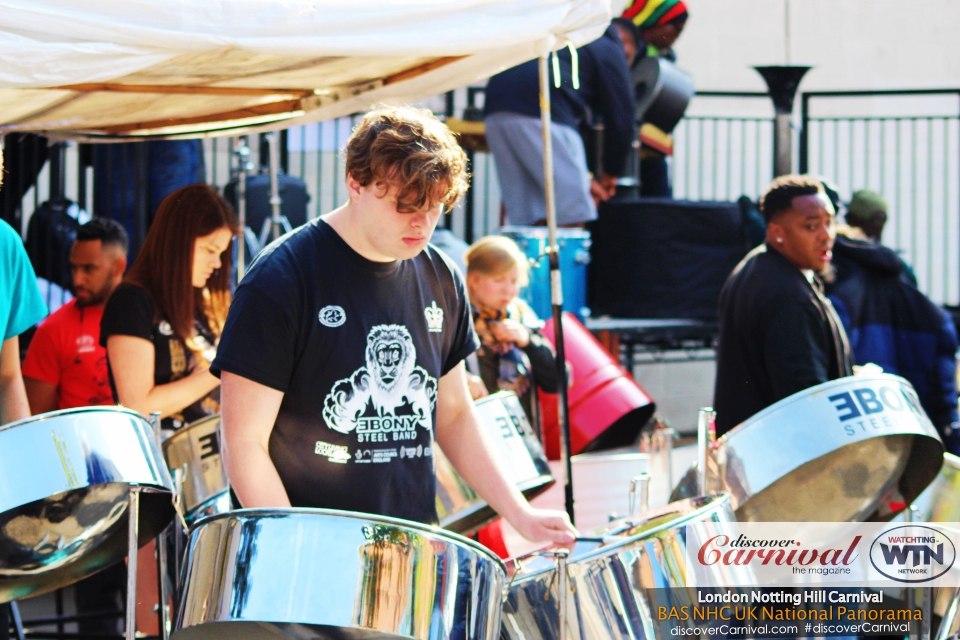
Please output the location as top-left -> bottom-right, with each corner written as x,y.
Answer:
1,217 -> 47,424
0,216 -> 46,640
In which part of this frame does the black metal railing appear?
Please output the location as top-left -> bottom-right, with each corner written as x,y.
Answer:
5,87 -> 960,312
799,89 -> 960,305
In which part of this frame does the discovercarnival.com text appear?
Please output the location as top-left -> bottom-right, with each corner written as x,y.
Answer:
670,622 -> 912,637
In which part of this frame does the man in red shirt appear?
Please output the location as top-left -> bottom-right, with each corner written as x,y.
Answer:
23,218 -> 127,413
21,217 -> 128,636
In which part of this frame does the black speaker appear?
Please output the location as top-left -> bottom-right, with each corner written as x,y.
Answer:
587,197 -> 752,320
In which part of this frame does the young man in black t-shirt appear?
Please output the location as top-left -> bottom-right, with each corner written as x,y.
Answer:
213,106 -> 576,544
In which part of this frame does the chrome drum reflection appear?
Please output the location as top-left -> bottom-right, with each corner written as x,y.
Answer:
0,407 -> 174,602
500,494 -> 747,640
162,414 -> 231,523
173,509 -> 506,640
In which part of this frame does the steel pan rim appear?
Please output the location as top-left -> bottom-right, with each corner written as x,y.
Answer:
188,507 -> 508,570
510,493 -> 731,583
720,372 -> 913,444
571,451 -> 650,465
0,405 -> 150,433
161,413 -> 220,451
943,452 -> 960,470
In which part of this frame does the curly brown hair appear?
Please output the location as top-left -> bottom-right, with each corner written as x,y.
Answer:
345,105 -> 469,213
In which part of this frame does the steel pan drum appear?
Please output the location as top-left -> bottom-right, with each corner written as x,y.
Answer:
500,494 -> 747,640
0,407 -> 174,602
162,414 -> 231,523
173,509 -> 506,640
632,56 -> 695,134
889,453 -> 960,621
436,392 -> 553,535
672,374 -> 943,522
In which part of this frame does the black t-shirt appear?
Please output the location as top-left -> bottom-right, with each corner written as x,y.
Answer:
212,219 -> 479,524
100,282 -> 221,429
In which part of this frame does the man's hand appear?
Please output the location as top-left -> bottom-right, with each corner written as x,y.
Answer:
598,172 -> 619,195
589,179 -> 609,207
506,505 -> 577,544
491,319 -> 530,348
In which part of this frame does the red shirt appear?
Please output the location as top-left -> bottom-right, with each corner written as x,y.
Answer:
22,299 -> 114,410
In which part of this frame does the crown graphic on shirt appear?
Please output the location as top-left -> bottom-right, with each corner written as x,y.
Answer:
424,301 -> 444,333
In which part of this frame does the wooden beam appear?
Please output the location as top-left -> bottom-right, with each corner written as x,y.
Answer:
384,56 -> 466,85
55,83 -> 313,98
98,98 -> 304,134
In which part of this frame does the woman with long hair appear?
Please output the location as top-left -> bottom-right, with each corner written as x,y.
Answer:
100,183 -> 238,429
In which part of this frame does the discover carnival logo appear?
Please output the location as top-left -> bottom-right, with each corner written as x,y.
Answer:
685,522 -> 960,588
697,533 -> 861,573
869,526 -> 956,583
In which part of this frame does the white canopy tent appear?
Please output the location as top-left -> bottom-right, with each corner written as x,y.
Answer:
0,0 -> 613,530
0,0 -> 612,140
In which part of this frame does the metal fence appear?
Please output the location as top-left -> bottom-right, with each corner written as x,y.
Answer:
670,91 -> 774,202
4,87 -> 959,310
800,89 -> 960,306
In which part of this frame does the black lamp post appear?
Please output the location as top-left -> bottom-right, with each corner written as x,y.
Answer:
754,66 -> 811,176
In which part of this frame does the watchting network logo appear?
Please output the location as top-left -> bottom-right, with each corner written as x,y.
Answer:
869,526 -> 956,583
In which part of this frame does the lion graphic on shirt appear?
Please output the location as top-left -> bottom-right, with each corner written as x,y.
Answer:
323,324 -> 437,434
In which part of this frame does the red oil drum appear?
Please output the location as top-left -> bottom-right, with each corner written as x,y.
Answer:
539,313 -> 655,460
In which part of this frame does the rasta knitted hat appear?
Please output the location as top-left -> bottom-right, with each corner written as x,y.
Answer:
623,0 -> 688,30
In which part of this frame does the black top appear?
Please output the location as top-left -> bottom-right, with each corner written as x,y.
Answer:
474,312 -> 558,426
713,244 -> 853,436
211,219 -> 479,524
100,282 -> 220,429
483,25 -> 636,176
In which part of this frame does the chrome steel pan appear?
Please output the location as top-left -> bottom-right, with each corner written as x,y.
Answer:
890,453 -> 960,620
501,494 -> 747,640
163,414 -> 231,523
632,56 -> 694,133
436,392 -> 553,535
0,407 -> 174,602
173,509 -> 506,640
672,374 -> 943,522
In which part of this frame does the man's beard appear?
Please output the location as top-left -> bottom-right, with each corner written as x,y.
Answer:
75,283 -> 112,307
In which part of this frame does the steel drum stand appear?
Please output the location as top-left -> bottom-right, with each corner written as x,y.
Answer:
232,137 -> 252,281
538,52 -> 575,524
936,586 -> 960,640
123,412 -> 185,640
628,472 -> 651,517
696,407 -> 717,495
7,603 -> 24,640
901,505 -> 933,640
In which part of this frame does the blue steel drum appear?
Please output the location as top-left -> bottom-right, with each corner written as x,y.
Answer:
500,227 -> 591,322
0,407 -> 174,602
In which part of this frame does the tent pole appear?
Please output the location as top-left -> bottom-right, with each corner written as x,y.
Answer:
538,54 -> 574,525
